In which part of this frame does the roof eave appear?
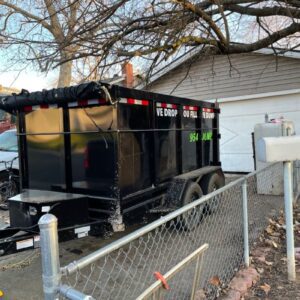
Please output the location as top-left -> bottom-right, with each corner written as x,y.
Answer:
137,46 -> 300,89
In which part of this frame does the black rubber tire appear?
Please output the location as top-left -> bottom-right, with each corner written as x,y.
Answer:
180,182 -> 203,231
200,171 -> 225,213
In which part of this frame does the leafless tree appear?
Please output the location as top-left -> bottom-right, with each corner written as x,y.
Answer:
1,0 -> 300,86
0,0 -> 127,87
70,0 -> 300,78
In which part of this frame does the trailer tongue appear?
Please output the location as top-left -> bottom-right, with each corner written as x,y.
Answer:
0,81 -> 224,256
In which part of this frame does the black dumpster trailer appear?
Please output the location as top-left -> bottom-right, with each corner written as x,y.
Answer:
0,81 -> 224,256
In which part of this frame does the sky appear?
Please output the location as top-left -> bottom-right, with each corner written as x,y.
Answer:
0,69 -> 57,92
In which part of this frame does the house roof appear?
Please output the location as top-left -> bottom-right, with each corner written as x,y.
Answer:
101,71 -> 142,87
140,46 -> 300,88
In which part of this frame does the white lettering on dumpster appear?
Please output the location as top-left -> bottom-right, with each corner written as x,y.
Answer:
202,112 -> 215,119
164,108 -> 177,117
183,110 -> 198,118
156,108 -> 163,116
156,108 -> 178,117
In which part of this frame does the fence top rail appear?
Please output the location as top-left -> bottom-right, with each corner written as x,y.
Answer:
61,163 -> 277,276
136,243 -> 209,300
244,162 -> 278,179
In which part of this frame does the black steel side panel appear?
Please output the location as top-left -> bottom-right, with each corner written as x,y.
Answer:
181,109 -> 199,173
24,108 -> 66,190
69,106 -> 118,198
154,104 -> 179,183
201,109 -> 214,166
117,103 -> 152,197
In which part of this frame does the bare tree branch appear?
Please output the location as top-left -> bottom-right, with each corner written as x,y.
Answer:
1,0 -> 300,87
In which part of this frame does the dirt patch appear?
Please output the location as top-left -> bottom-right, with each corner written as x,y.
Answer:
245,205 -> 300,300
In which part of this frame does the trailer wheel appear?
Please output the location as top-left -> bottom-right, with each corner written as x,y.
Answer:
180,182 -> 204,231
200,171 -> 225,213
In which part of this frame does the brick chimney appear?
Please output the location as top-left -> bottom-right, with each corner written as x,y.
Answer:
122,62 -> 134,87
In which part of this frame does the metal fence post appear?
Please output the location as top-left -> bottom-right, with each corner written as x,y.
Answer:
242,179 -> 250,267
38,214 -> 61,300
283,161 -> 296,281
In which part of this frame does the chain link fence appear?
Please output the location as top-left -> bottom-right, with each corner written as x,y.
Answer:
39,163 -> 289,300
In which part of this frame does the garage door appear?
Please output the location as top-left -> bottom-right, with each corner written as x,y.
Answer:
219,92 -> 300,172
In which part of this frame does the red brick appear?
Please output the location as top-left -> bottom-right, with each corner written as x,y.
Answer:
241,274 -> 253,288
243,268 -> 259,280
229,277 -> 248,294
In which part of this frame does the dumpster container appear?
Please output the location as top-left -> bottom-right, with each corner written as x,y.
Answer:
0,81 -> 224,255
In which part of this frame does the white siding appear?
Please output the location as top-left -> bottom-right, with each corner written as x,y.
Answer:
148,53 -> 300,101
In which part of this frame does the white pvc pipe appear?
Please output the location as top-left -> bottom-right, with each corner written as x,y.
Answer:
242,180 -> 249,267
283,161 -> 296,281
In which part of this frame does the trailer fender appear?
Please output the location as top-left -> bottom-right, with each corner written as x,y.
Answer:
175,166 -> 222,184
164,178 -> 190,208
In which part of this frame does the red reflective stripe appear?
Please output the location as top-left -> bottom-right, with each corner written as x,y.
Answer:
184,105 -> 198,111
121,98 -> 149,106
24,99 -> 107,111
98,98 -> 106,104
158,102 -> 177,109
126,98 -> 135,104
78,100 -> 88,106
203,108 -> 214,112
24,106 -> 33,112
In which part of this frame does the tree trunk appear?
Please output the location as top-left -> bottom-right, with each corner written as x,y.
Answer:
57,59 -> 72,87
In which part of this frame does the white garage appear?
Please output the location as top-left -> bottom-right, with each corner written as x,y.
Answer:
218,89 -> 300,172
146,49 -> 300,172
